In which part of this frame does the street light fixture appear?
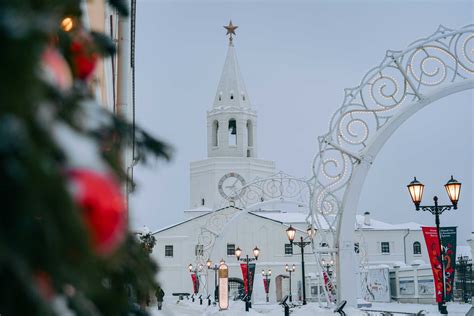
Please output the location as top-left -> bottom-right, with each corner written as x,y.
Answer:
285,264 -> 296,302
406,176 -> 462,315
307,225 -> 316,239
235,246 -> 260,312
321,258 -> 334,275
261,269 -> 272,302
285,225 -> 313,305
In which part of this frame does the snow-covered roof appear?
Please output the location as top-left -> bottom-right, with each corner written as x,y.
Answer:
183,206 -> 212,213
251,211 -> 307,224
355,215 -> 422,231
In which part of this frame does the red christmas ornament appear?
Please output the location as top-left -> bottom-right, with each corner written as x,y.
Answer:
34,271 -> 55,301
70,32 -> 98,81
40,46 -> 73,90
67,169 -> 126,255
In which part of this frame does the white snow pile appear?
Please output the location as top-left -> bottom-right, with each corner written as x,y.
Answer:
147,296 -> 472,315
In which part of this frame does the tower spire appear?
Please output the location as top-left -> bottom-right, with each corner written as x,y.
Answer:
223,20 -> 238,46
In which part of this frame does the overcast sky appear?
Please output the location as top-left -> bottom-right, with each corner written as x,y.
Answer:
130,0 -> 473,244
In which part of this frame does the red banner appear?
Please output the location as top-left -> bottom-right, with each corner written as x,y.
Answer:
263,278 -> 271,294
422,227 -> 443,302
240,263 -> 256,295
191,273 -> 199,294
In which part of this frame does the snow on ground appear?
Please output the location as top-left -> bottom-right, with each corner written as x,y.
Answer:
146,297 -> 472,315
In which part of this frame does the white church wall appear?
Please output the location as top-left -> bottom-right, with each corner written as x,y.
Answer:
152,208 -> 318,302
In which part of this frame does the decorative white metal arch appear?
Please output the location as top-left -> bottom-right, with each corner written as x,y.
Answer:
193,172 -> 315,295
309,24 -> 474,305
196,171 -> 312,262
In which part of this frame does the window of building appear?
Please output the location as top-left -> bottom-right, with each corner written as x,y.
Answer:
284,243 -> 293,255
227,243 -> 235,256
320,242 -> 328,247
212,120 -> 219,147
201,198 -> 205,206
165,245 -> 173,257
195,244 -> 203,256
381,242 -> 390,254
230,94 -> 234,100
228,119 -> 237,146
354,242 -> 360,254
242,95 -> 246,101
413,241 -> 421,255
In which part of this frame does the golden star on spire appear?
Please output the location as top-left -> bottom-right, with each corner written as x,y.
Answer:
223,20 -> 238,45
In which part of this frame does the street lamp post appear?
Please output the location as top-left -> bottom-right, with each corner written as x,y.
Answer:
407,176 -> 462,315
207,258 -> 225,303
235,246 -> 260,312
188,263 -> 204,300
321,258 -> 334,276
261,269 -> 272,303
321,258 -> 334,298
285,225 -> 314,305
285,264 -> 296,302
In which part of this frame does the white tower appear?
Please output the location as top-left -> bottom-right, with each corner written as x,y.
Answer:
188,21 -> 275,216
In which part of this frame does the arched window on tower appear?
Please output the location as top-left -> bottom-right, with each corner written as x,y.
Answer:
413,241 -> 421,255
228,119 -> 237,146
212,120 -> 219,147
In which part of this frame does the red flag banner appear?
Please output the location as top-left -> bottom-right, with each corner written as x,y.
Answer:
191,273 -> 199,294
240,263 -> 249,294
263,278 -> 271,294
422,227 -> 443,302
240,263 -> 256,295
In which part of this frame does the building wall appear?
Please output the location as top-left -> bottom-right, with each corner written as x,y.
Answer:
189,158 -> 275,210
354,229 -> 429,266
152,208 -> 314,303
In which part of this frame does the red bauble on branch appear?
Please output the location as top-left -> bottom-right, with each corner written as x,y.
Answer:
70,31 -> 98,81
67,169 -> 126,255
41,46 -> 73,90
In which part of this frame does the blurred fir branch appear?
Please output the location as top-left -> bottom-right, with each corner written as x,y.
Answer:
0,0 -> 169,315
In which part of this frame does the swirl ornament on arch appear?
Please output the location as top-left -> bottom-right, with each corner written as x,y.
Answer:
310,24 -> 474,303
193,172 -> 313,269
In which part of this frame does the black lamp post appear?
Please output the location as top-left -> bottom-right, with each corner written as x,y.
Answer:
188,263 -> 204,300
321,258 -> 334,296
321,258 -> 334,276
407,176 -> 462,315
235,246 -> 260,312
285,264 -> 296,302
261,269 -> 272,303
206,258 -> 224,303
285,225 -> 314,305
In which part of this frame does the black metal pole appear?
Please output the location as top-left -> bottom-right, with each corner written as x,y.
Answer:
214,268 -> 218,303
246,255 -> 250,312
300,236 -> 307,305
434,197 -> 447,314
289,270 -> 292,302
